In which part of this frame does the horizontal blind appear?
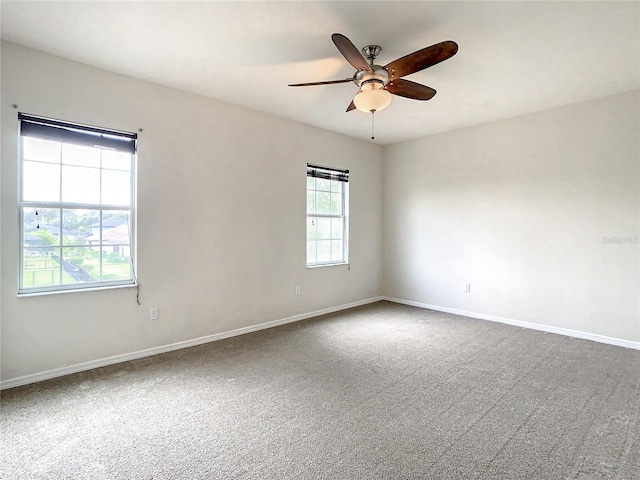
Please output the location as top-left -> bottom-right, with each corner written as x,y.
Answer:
19,113 -> 137,154
307,164 -> 349,182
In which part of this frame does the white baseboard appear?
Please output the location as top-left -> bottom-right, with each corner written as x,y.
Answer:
1,296 -> 384,390
383,296 -> 640,351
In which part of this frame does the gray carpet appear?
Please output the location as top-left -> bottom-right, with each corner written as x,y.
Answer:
1,301 -> 639,479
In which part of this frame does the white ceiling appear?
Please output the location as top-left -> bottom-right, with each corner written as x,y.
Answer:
1,1 -> 638,145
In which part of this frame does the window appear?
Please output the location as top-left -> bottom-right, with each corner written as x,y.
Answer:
18,113 -> 137,294
306,164 -> 349,266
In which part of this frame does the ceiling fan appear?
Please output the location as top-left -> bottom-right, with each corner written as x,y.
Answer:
289,33 -> 458,115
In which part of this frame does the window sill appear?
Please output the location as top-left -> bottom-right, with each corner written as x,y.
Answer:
17,282 -> 137,298
306,262 -> 350,269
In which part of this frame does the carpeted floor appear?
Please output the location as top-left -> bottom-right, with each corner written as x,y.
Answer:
1,301 -> 639,479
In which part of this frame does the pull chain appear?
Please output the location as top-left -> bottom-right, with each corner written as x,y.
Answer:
371,110 -> 375,140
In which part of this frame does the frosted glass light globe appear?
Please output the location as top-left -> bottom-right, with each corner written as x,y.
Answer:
353,88 -> 392,113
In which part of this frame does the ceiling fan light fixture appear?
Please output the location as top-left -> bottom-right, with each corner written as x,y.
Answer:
289,33 -> 458,121
353,88 -> 392,113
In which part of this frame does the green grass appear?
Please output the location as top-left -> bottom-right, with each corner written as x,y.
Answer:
23,256 -> 77,287
82,255 -> 131,280
23,253 -> 132,287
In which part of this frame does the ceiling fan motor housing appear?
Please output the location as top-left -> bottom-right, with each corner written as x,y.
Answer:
355,66 -> 389,89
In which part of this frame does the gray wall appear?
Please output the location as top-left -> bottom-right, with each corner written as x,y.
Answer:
383,90 -> 639,342
0,42 -> 383,382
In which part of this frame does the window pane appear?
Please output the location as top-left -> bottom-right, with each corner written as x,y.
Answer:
316,217 -> 331,240
23,249 -> 60,288
62,209 -> 97,244
102,170 -> 131,206
316,178 -> 331,192
331,218 -> 344,239
306,190 -> 316,215
330,180 -> 342,193
79,249 -> 100,280
62,247 -> 97,284
317,240 -> 331,263
62,143 -> 100,168
306,217 -> 317,241
306,241 -> 317,264
61,165 -> 100,204
331,240 -> 343,262
23,161 -> 60,202
315,191 -> 330,214
102,249 -> 132,281
306,176 -> 315,190
23,208 -> 60,245
330,193 -> 342,215
102,211 -> 131,245
102,150 -> 131,171
23,137 -> 60,163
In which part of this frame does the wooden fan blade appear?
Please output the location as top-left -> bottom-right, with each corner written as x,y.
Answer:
386,78 -> 436,100
346,100 -> 356,112
289,78 -> 354,87
332,33 -> 373,72
385,40 -> 458,79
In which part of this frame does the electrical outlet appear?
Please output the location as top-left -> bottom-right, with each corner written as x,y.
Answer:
150,307 -> 159,320
464,284 -> 471,293
295,286 -> 301,296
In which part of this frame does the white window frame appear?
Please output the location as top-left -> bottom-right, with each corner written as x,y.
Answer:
17,113 -> 137,295
306,163 -> 349,267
